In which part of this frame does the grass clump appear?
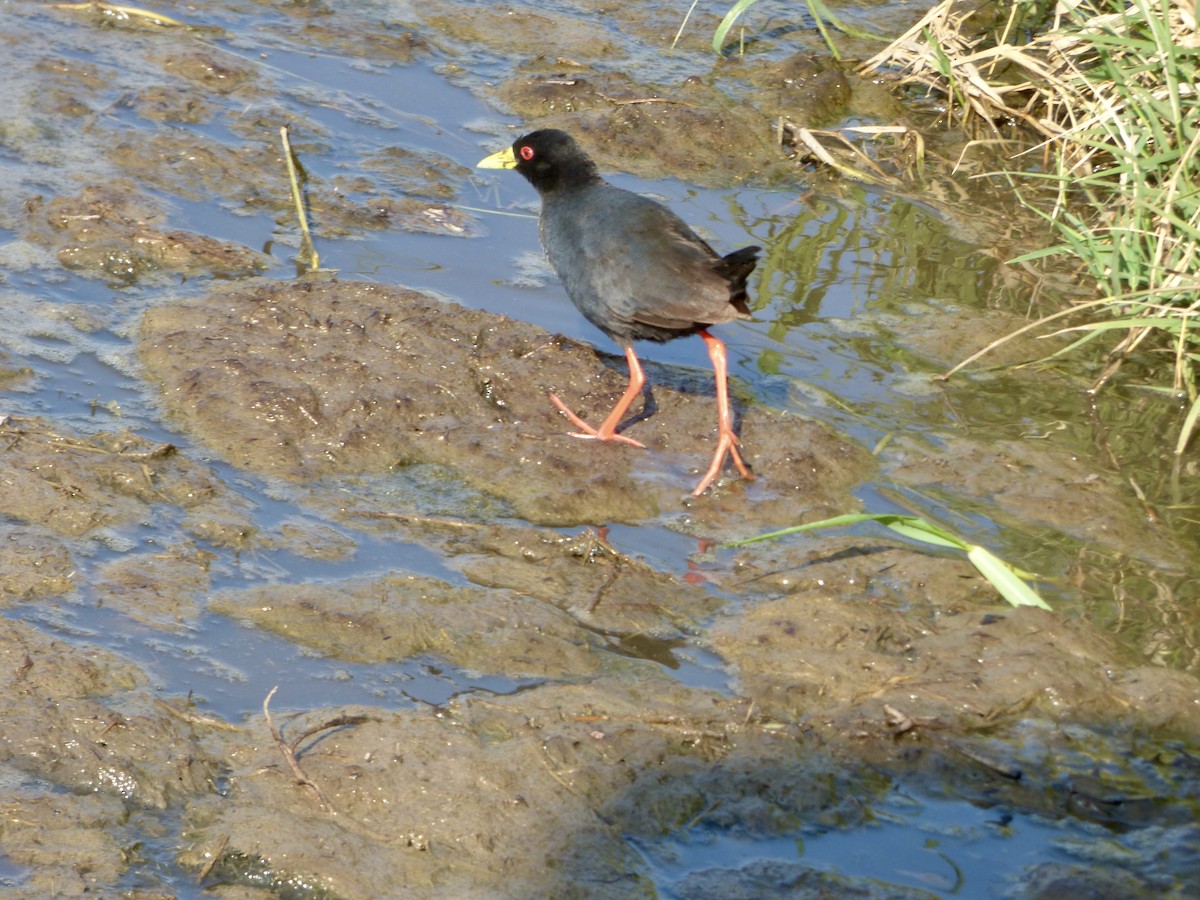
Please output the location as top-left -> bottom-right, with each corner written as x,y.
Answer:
863,0 -> 1200,454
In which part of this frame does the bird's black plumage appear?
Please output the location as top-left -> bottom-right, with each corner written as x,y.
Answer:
477,129 -> 759,495
503,130 -> 758,344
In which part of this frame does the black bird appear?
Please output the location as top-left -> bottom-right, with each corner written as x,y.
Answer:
477,129 -> 759,496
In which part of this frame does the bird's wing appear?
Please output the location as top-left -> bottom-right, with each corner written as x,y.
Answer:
575,191 -> 736,333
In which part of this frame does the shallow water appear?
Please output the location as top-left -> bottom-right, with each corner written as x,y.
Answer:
1,0 -> 1197,896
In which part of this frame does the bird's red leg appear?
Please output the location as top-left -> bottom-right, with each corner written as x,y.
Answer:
693,330 -> 754,496
549,345 -> 646,448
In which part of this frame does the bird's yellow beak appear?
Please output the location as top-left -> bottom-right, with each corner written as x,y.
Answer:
476,146 -> 517,169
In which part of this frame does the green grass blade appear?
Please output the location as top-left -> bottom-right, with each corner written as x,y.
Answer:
806,0 -> 888,41
712,0 -> 760,54
727,513 -> 1050,610
966,547 -> 1052,610
708,0 -> 886,55
725,513 -> 882,546
875,515 -> 970,550
807,0 -> 841,60
729,513 -> 971,550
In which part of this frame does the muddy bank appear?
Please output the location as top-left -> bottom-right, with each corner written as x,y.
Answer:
488,52 -> 880,186
1,8 -> 472,292
139,278 -> 871,528
492,63 -> 793,185
715,538 -> 1200,735
418,0 -> 897,186
4,325 -> 1192,896
3,518 -> 1198,897
0,614 -> 224,894
174,645 -> 1199,898
0,416 -> 255,547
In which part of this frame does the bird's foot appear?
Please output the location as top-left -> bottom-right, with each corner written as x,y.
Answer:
692,430 -> 755,497
549,394 -> 646,448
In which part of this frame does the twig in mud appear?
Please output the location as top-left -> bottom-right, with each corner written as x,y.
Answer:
945,739 -> 1023,779
262,687 -> 372,811
683,799 -> 723,830
45,438 -> 176,459
121,442 -> 177,461
194,833 -> 229,885
536,745 -> 580,795
571,712 -> 732,742
586,566 -> 619,614
352,510 -> 482,530
280,125 -> 320,274
883,703 -> 918,735
516,338 -> 559,360
155,697 -> 245,732
596,94 -> 697,108
288,713 -> 374,748
263,686 -> 332,809
0,418 -> 177,461
741,699 -> 756,730
782,122 -> 903,186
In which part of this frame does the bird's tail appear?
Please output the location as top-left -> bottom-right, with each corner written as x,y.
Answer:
717,246 -> 761,313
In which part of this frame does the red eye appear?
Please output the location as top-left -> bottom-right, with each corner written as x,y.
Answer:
519,145 -> 535,161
